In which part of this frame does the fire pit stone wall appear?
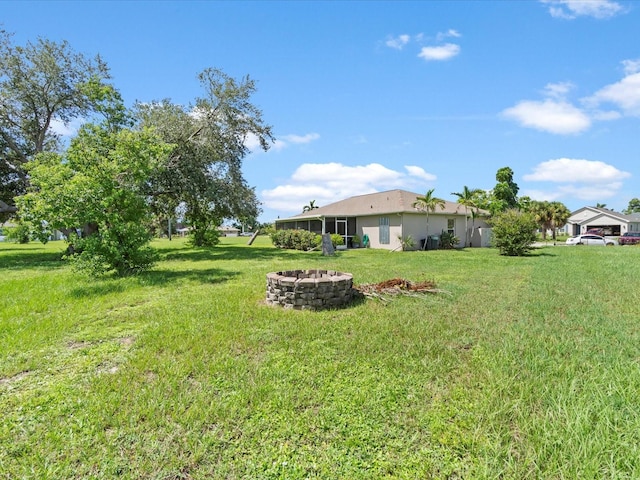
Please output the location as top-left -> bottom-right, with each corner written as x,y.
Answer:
266,269 -> 354,310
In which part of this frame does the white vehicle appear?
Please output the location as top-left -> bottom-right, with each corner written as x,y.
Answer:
566,234 -> 615,246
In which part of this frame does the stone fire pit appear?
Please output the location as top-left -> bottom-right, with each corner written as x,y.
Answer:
266,269 -> 355,310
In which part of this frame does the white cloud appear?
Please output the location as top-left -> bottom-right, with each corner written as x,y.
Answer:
244,133 -> 265,152
247,132 -> 320,153
290,162 -> 403,187
280,133 -> 320,144
522,184 -> 621,202
524,158 -> 631,183
261,162 -> 437,213
386,34 -> 410,50
385,30 -> 462,63
590,110 -> 622,121
543,81 -> 574,99
519,188 -> 565,202
541,0 -> 624,19
558,183 -> 622,201
502,99 -> 591,134
49,117 -> 84,137
436,29 -> 461,41
505,59 -> 640,134
418,43 -> 460,62
585,72 -> 640,116
522,158 -> 630,202
404,165 -> 437,181
260,184 -> 341,212
623,59 -> 640,75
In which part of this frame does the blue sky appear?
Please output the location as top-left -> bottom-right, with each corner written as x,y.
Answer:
3,0 -> 639,221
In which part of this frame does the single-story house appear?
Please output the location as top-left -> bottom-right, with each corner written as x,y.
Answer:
275,189 -> 491,251
175,226 -> 240,237
218,225 -> 240,237
565,206 -> 640,237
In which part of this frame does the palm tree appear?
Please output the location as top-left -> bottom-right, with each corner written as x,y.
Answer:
528,200 -> 552,240
528,201 -> 553,240
549,201 -> 570,243
451,186 -> 482,247
527,201 -> 570,242
412,189 -> 446,250
302,200 -> 318,213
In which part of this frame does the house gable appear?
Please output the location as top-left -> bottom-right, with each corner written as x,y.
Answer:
567,206 -> 640,235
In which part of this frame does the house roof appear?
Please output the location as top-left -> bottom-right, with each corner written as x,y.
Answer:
278,189 -> 484,221
569,206 -> 640,224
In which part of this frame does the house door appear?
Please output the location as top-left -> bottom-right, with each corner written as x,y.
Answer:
337,219 -> 347,245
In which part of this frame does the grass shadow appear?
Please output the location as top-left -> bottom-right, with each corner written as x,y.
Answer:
0,245 -> 66,270
526,247 -> 558,257
159,243 -> 310,262
139,266 -> 240,286
69,281 -> 129,298
69,267 -> 239,298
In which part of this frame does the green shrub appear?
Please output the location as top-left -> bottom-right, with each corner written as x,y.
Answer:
490,209 -> 538,256
270,229 -> 320,251
440,231 -> 460,249
260,223 -> 276,236
4,223 -> 31,244
66,222 -> 158,276
187,225 -> 220,248
397,234 -> 415,251
330,234 -> 345,248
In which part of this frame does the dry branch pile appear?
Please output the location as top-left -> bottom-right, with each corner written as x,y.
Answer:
354,278 -> 448,303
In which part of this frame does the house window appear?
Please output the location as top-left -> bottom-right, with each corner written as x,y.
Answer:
379,217 -> 390,244
447,218 -> 455,235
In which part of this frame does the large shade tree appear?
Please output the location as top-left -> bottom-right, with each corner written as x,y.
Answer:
18,124 -> 172,275
135,68 -> 273,246
492,166 -> 519,212
412,188 -> 446,250
0,31 -> 115,218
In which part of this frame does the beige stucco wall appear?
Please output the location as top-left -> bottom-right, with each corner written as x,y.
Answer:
402,213 -> 467,249
357,215 -> 403,251
357,213 -> 490,251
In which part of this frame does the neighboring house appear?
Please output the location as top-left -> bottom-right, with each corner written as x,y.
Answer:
218,226 -> 240,237
565,206 -> 640,236
275,189 -> 491,250
175,226 -> 240,237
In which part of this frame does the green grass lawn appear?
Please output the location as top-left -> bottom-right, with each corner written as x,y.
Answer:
2,237 -> 640,478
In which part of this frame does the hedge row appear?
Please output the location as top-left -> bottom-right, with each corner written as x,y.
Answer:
270,229 -> 321,251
